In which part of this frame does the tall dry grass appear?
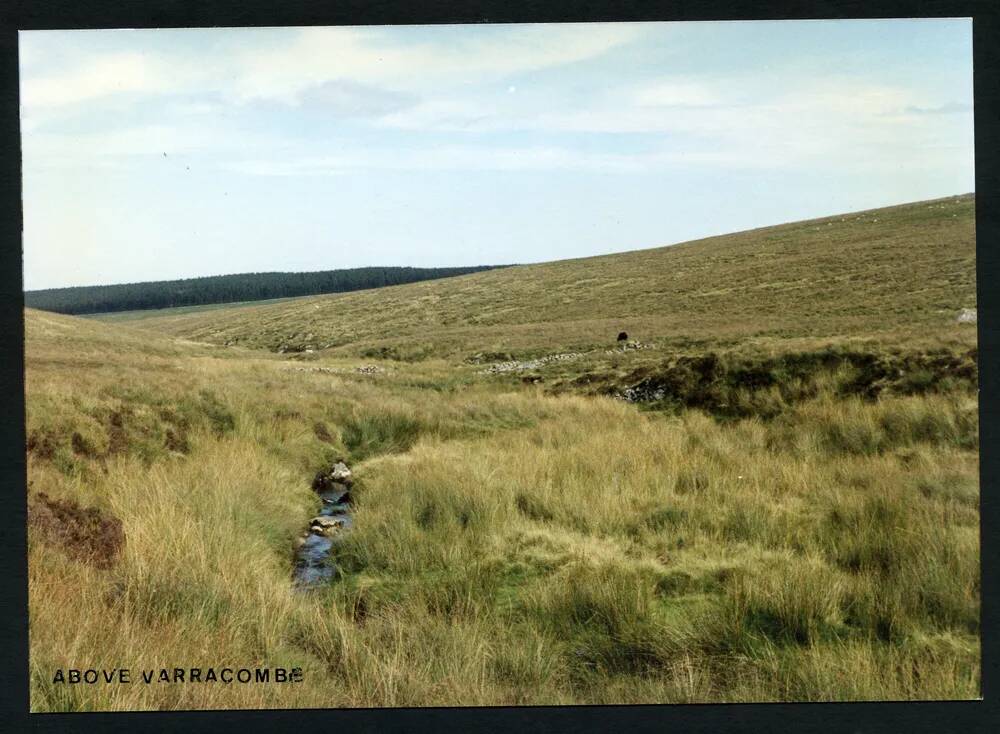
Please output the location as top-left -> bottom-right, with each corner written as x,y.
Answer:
24,309 -> 979,709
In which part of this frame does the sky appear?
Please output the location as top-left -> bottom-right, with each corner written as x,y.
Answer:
20,20 -> 974,290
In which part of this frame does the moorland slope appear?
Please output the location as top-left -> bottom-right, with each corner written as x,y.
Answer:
126,194 -> 976,360
24,194 -> 980,710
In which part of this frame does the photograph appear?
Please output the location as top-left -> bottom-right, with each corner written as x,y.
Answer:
19,18 -> 979,711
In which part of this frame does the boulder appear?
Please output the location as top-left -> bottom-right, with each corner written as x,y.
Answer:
957,308 -> 977,324
309,515 -> 347,536
310,516 -> 339,528
312,462 -> 353,493
330,462 -> 352,483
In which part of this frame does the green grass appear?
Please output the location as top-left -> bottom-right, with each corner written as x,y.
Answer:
85,295 -> 305,322
24,194 -> 979,710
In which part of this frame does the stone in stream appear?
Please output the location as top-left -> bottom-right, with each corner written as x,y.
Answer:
310,515 -> 349,536
296,460 -> 354,589
310,515 -> 340,528
312,461 -> 354,493
330,462 -> 352,484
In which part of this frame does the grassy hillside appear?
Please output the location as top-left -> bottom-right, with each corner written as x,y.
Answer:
127,195 -> 976,361
85,295 -> 305,322
24,195 -> 979,710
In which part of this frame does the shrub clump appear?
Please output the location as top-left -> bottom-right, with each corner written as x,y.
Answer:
28,492 -> 125,569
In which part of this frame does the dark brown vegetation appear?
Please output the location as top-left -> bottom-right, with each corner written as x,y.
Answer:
28,492 -> 124,569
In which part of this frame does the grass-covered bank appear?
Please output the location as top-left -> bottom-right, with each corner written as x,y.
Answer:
323,391 -> 977,704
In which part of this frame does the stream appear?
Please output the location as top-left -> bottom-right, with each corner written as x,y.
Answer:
292,461 -> 353,588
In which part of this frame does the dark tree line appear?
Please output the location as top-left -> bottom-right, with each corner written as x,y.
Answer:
25,265 -> 506,315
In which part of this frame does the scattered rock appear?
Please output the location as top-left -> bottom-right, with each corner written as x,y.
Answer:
957,308 -> 977,324
605,340 -> 650,354
465,351 -> 514,365
310,516 -> 343,529
312,461 -> 354,493
276,343 -> 310,354
289,365 -> 386,375
480,352 -> 582,374
309,515 -> 349,538
330,461 -> 352,483
296,460 -> 355,588
616,385 -> 667,403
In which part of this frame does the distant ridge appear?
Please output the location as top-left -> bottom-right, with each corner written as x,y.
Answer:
121,194 -> 975,358
24,265 -> 508,315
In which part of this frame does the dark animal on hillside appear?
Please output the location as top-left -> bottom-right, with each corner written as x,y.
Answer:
617,332 -> 628,342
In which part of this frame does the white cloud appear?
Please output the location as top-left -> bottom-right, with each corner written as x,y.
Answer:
229,24 -> 645,103
23,72 -> 973,178
294,79 -> 418,116
20,24 -> 646,114
633,79 -> 721,107
19,26 -> 972,179
21,51 -> 187,109
22,122 -> 282,170
377,74 -> 972,172
224,144 -> 650,176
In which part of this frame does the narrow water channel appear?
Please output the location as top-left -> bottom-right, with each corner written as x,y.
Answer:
293,461 -> 353,588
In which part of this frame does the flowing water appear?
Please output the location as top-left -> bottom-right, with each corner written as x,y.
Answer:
292,462 -> 353,588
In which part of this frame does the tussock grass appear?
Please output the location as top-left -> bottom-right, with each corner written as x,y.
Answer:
25,314 -> 980,709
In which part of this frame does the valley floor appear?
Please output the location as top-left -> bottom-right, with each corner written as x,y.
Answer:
24,309 -> 980,710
